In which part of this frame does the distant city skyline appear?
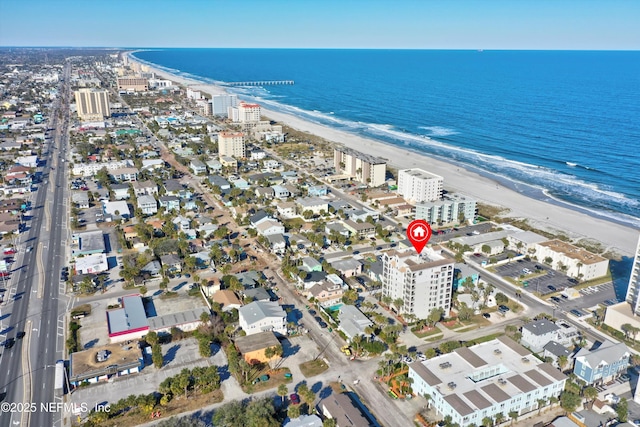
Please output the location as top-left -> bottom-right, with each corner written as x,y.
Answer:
1,0 -> 639,50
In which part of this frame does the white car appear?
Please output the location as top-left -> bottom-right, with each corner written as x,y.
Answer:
26,246 -> 33,253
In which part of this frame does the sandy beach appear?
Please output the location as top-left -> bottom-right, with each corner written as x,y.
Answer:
131,55 -> 638,256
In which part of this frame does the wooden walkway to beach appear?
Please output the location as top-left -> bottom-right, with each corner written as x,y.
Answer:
225,80 -> 294,86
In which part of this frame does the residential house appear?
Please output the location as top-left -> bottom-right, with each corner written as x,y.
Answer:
102,200 -> 130,220
72,192 -> 90,209
132,180 -> 159,197
234,331 -> 281,365
243,287 -> 272,302
141,260 -> 162,277
276,201 -> 297,218
238,301 -> 287,336
330,258 -> 363,278
255,187 -> 275,199
249,210 -> 271,227
337,305 -> 373,340
299,271 -> 327,290
573,340 -> 630,385
213,290 -> 243,312
343,220 -> 375,238
208,175 -> 231,191
160,254 -> 182,273
159,196 -> 180,212
256,219 -> 285,236
300,257 -> 323,273
164,180 -> 183,196
190,159 -> 207,175
272,185 -> 290,199
325,222 -> 350,239
266,234 -> 287,254
319,393 -> 370,427
520,319 -> 580,353
349,208 -> 379,222
296,197 -> 328,216
543,341 -> 574,369
307,185 -> 328,197
137,195 -> 158,215
308,280 -> 344,308
112,183 -> 130,200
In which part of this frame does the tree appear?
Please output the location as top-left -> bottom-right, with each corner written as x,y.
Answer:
152,343 -> 164,368
146,331 -> 159,346
560,391 -> 581,414
342,289 -> 359,305
481,417 -> 493,427
537,398 -> 547,415
212,400 -> 245,426
583,386 -> 598,407
287,404 -> 301,420
495,292 -> 509,305
616,397 -> 629,422
277,384 -> 288,403
427,307 -> 444,327
457,303 -> 474,322
494,412 -> 505,425
557,355 -> 569,372
508,410 -> 518,425
322,419 -> 337,427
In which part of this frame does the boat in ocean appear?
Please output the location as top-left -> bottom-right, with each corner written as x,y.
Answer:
566,162 -> 577,167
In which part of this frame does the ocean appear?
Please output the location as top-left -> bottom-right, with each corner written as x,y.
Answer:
133,49 -> 640,227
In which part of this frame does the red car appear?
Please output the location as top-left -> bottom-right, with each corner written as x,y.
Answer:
289,393 -> 300,405
3,249 -> 15,255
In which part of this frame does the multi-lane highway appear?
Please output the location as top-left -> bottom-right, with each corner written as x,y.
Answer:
0,60 -> 71,427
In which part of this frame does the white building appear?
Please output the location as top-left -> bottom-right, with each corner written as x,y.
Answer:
296,197 -> 329,216
534,239 -> 609,281
75,253 -> 109,275
72,160 -> 133,177
211,94 -> 238,117
520,319 -> 579,353
333,147 -> 386,187
238,301 -> 287,336
397,168 -> 443,203
217,131 -> 246,158
415,193 -> 476,224
382,248 -> 454,319
409,337 -> 566,427
625,235 -> 640,315
506,231 -> 548,254
236,102 -> 261,122
74,88 -> 111,121
136,195 -> 158,215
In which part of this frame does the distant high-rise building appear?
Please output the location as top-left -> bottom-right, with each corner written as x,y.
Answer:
333,147 -> 387,187
116,77 -> 148,92
415,193 -> 477,225
218,131 -> 246,158
626,235 -> 640,315
211,94 -> 238,116
382,248 -> 454,319
397,168 -> 443,203
228,101 -> 261,123
74,88 -> 110,121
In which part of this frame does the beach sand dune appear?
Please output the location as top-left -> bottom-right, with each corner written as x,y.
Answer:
131,56 -> 638,256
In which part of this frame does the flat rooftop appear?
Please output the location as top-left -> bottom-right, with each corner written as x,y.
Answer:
400,168 -> 443,181
70,342 -> 142,382
147,306 -> 209,331
538,239 -> 607,264
334,146 -> 386,165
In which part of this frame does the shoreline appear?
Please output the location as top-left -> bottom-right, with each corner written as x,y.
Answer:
129,52 -> 638,256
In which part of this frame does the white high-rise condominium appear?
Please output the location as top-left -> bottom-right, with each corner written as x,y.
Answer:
625,235 -> 640,315
217,131 -> 246,158
333,147 -> 387,187
382,248 -> 454,319
74,88 -> 110,121
397,168 -> 444,203
211,94 -> 238,116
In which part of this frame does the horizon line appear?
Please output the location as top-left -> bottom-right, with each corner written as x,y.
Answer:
1,46 -> 639,52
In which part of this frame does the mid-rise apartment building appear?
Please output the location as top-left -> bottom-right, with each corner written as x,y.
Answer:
409,336 -> 566,426
74,88 -> 110,121
333,147 -> 386,187
534,239 -> 609,281
415,193 -> 476,224
116,77 -> 149,92
625,235 -> 640,315
381,248 -> 454,319
397,168 -> 443,203
217,131 -> 246,158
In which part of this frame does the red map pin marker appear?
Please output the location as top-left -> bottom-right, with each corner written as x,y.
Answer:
407,219 -> 432,254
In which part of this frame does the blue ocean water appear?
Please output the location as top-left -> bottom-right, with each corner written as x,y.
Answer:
133,49 -> 640,227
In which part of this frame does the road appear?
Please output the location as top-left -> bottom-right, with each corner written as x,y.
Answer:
0,61 -> 71,427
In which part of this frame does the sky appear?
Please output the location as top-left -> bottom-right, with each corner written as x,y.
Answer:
1,0 -> 638,50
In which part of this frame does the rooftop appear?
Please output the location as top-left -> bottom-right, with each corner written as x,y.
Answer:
522,319 -> 561,336
107,295 -> 148,337
334,146 -> 386,165
70,342 -> 142,383
147,307 -> 209,331
234,331 -> 280,354
538,239 -> 607,264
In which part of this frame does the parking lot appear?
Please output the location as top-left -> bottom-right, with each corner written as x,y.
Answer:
493,259 -> 574,295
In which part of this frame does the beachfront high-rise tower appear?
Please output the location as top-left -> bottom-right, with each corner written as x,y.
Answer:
381,248 -> 454,320
397,168 -> 443,203
625,235 -> 640,315
74,88 -> 110,121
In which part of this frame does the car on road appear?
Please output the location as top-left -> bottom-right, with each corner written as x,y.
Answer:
308,309 -> 316,316
570,309 -> 584,317
16,331 -> 25,339
289,393 -> 300,405
318,321 -> 328,329
3,338 -> 15,349
26,246 -> 33,253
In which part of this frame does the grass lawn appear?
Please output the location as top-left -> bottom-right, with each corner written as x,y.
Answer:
71,303 -> 91,317
97,389 -> 223,426
243,367 -> 292,394
299,359 -> 330,378
465,332 -> 504,346
411,326 -> 443,339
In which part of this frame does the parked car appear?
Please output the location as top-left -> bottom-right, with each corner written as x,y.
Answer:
482,313 -> 491,318
289,393 -> 300,405
570,309 -> 584,317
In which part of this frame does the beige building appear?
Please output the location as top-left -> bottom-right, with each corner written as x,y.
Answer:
382,248 -> 454,319
534,239 -> 609,281
333,147 -> 386,187
117,77 -> 149,92
397,168 -> 443,203
218,131 -> 246,158
74,88 -> 110,121
625,235 -> 640,315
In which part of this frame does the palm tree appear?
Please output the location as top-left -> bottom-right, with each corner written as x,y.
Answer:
277,384 -> 288,403
508,411 -> 518,425
495,412 -> 505,425
558,355 -> 569,372
537,398 -> 547,415
481,417 -> 493,427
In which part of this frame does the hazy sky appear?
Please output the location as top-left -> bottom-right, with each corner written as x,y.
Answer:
1,0 -> 638,50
